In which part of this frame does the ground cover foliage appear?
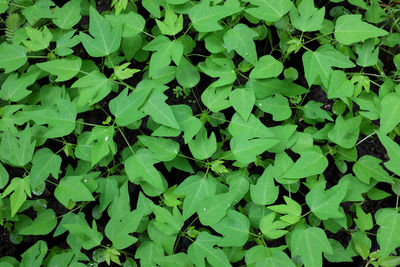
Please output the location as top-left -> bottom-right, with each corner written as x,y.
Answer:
0,0 -> 399,266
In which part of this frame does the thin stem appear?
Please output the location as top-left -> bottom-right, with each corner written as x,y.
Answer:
116,126 -> 135,156
356,131 -> 377,146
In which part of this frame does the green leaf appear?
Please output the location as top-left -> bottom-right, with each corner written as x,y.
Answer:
327,70 -> 354,104
334,14 -> 389,45
95,176 -> 119,213
231,136 -> 280,164
282,148 -> 328,179
376,208 -> 400,258
250,55 -> 283,79
29,148 -> 62,189
188,126 -> 217,160
106,11 -> 145,38
0,126 -> 36,167
259,212 -> 288,239
247,78 -> 308,98
87,126 -> 116,166
354,205 -> 373,231
229,88 -> 255,121
187,231 -> 231,267
0,43 -> 27,73
306,180 -> 348,220
176,57 -> 200,88
0,162 -> 9,189
198,192 -> 234,226
72,70 -> 112,107
0,68 -> 40,102
174,174 -> 216,220
37,56 -> 82,82
290,0 -> 325,32
378,133 -> 400,176
54,30 -> 80,56
303,44 -> 355,87
109,88 -> 149,126
23,26 -> 53,51
24,99 -> 77,138
353,155 -> 393,184
143,36 -> 183,77
250,171 -> 279,206
223,23 -> 258,65
301,100 -> 333,123
125,149 -> 167,191
152,206 -> 184,235
268,196 -> 302,224
52,0 -> 81,29
20,241 -> 47,267
54,176 -> 95,208
201,85 -> 232,112
63,220 -> 103,250
135,241 -> 164,267
261,250 -> 297,267
138,135 -> 179,162
256,94 -> 292,121
1,177 -> 31,217
79,7 -> 122,57
19,209 -> 57,235
328,115 -> 362,149
22,0 -> 55,24
198,56 -> 236,87
172,105 -> 202,144
141,87 -> 181,129
156,4 -> 183,36
246,0 -> 292,22
355,39 -> 379,67
105,209 -> 142,249
188,0 -> 243,32
324,239 -> 353,263
291,227 -> 333,267
380,93 -> 400,134
211,210 -> 250,247
228,113 -> 275,139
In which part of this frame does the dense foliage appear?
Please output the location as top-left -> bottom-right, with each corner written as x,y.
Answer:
0,0 -> 400,266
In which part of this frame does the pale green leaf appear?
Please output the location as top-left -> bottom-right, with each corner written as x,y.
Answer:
229,88 -> 255,121
211,210 -> 250,247
0,43 -> 27,73
376,208 -> 400,258
246,0 -> 292,22
188,0 -> 243,32
291,227 -> 333,267
334,14 -> 388,45
250,170 -> 279,206
37,56 -> 82,82
54,176 -> 95,208
250,55 -> 283,79
19,209 -> 57,235
380,93 -> 400,134
353,155 -> 393,184
174,175 -> 216,220
328,115 -> 362,149
290,0 -> 325,32
306,180 -> 348,220
256,94 -> 292,121
187,232 -> 231,267
52,0 -> 81,29
29,148 -> 61,189
223,24 -> 258,65
79,7 -> 122,57
188,126 -> 217,160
